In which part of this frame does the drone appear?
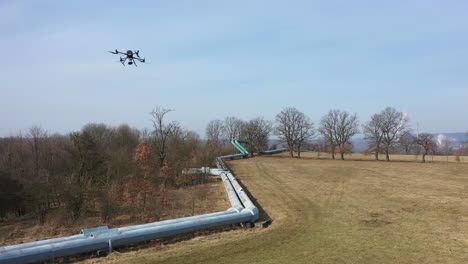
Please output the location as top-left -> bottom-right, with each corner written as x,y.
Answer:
108,49 -> 146,66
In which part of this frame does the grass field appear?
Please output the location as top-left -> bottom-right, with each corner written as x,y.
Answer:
83,154 -> 468,264
295,151 -> 468,163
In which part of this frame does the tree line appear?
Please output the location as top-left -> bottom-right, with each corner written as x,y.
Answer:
1,106 -> 466,224
206,106 -> 467,163
0,107 -> 231,224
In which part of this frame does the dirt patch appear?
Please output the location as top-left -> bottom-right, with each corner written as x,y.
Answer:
368,212 -> 383,218
360,219 -> 392,227
401,207 -> 415,213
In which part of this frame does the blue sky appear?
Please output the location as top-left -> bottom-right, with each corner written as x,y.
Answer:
1,0 -> 467,137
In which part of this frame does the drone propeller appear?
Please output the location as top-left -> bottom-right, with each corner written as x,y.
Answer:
135,50 -> 140,58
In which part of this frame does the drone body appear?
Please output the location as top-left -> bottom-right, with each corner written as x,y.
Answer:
108,49 -> 146,66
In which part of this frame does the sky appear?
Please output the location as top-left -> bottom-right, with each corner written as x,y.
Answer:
1,0 -> 467,137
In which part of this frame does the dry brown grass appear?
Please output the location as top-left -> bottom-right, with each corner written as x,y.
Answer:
294,151 -> 468,163
85,154 -> 468,264
0,178 -> 229,247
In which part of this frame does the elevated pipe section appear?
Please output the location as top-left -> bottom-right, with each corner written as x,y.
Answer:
216,154 -> 259,221
220,173 -> 244,212
222,171 -> 259,221
260,148 -> 288,155
230,140 -> 249,156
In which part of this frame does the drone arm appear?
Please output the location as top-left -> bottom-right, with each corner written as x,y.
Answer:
120,57 -> 127,66
108,50 -> 127,55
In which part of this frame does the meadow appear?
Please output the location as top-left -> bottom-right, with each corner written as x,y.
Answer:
83,154 -> 468,264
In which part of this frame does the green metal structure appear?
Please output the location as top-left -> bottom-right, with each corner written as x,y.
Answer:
231,139 -> 249,156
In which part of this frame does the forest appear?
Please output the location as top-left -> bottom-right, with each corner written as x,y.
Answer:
0,107 -> 236,228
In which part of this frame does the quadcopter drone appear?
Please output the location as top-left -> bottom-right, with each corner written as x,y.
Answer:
108,49 -> 146,66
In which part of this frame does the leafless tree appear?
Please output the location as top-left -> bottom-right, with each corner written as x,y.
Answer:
82,123 -> 114,149
223,116 -> 243,141
28,126 -> 47,180
334,111 -> 359,160
150,106 -> 178,167
379,107 -> 409,161
206,120 -> 225,145
319,110 -> 358,160
363,114 -> 384,160
240,118 -> 272,156
439,137 -> 454,161
319,110 -> 339,159
27,126 -> 51,223
275,107 -> 314,158
415,133 -> 436,163
314,137 -> 330,155
398,132 -> 416,154
295,117 -> 314,158
67,131 -> 104,219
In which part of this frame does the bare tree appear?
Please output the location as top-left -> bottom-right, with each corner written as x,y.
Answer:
319,110 -> 359,160
150,106 -> 178,167
315,137 -> 330,156
240,118 -> 272,157
223,116 -> 243,141
318,110 -> 339,159
379,107 -> 409,161
206,120 -> 225,145
27,126 -> 50,223
363,114 -> 384,160
82,123 -> 114,150
439,137 -> 454,161
295,116 -> 314,158
67,131 -> 104,220
415,133 -> 436,163
28,126 -> 47,180
334,111 -> 359,160
398,132 -> 416,154
275,107 -> 314,158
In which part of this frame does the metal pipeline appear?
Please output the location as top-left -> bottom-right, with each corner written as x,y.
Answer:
0,210 -> 255,264
220,173 -> 244,212
261,148 -> 288,155
118,210 -> 238,233
0,234 -> 86,254
224,171 -> 259,221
